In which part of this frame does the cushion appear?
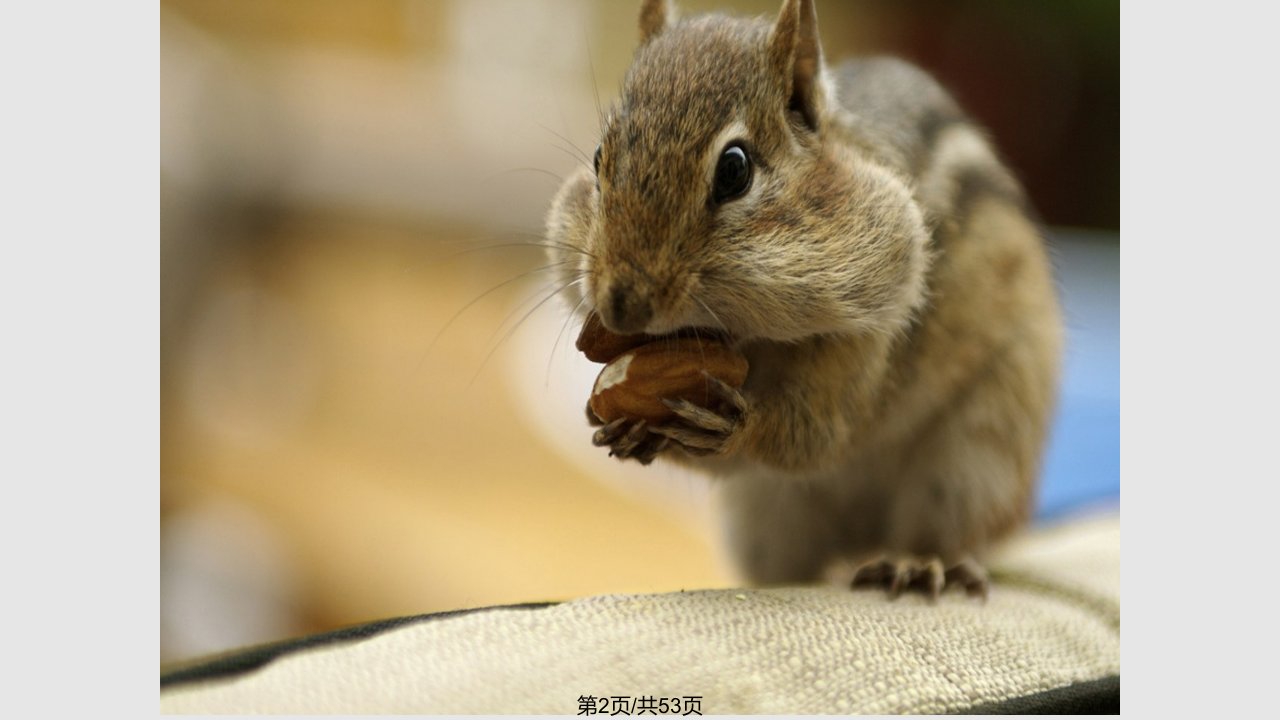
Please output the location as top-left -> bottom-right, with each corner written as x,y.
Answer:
160,509 -> 1119,714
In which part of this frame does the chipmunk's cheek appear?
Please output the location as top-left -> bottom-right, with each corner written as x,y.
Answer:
543,167 -> 600,313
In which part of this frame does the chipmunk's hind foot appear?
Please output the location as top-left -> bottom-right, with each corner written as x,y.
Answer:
831,554 -> 989,602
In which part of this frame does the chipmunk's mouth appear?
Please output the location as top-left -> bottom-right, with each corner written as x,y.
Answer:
631,307 -> 736,346
575,312 -> 735,364
661,325 -> 736,348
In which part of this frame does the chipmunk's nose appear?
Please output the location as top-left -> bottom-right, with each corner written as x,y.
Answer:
600,280 -> 653,335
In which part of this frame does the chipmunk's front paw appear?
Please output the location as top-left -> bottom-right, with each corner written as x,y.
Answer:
649,372 -> 747,456
591,371 -> 747,463
592,417 -> 670,465
830,554 -> 989,602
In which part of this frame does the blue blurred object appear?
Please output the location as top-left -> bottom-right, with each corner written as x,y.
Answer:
1035,231 -> 1120,520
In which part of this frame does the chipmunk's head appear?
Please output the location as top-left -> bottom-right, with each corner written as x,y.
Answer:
546,0 -> 929,343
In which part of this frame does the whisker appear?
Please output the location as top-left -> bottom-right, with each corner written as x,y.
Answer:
692,294 -> 731,335
554,97 -> 575,160
396,231 -> 549,277
485,277 -> 565,348
479,166 -> 564,186
691,321 -> 708,397
442,240 -> 594,262
546,293 -> 590,389
427,227 -> 594,263
549,141 -> 591,172
541,238 -> 597,259
476,277 -> 568,369
417,261 -> 573,373
470,276 -> 587,388
583,28 -> 605,136
537,122 -> 592,168
426,229 -> 547,255
690,294 -> 732,399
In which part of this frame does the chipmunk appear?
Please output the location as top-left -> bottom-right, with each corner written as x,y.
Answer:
544,0 -> 1062,598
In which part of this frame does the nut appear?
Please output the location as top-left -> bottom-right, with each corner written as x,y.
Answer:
576,311 -> 731,364
588,337 -> 749,425
575,312 -> 654,363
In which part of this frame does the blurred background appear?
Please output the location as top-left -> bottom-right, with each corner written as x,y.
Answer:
160,0 -> 1118,666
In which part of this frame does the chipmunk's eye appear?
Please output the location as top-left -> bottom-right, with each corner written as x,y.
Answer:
593,145 -> 602,177
713,143 -> 752,204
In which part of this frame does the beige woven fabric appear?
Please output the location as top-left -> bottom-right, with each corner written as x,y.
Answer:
161,511 -> 1119,714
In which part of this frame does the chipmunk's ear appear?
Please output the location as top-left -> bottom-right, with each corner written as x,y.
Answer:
768,0 -> 826,132
639,0 -> 674,44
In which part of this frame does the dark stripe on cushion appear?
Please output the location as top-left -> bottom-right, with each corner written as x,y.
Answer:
160,601 -> 559,689
962,674 -> 1120,714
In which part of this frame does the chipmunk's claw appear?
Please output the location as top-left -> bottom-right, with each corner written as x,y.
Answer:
592,418 -> 669,465
613,419 -> 649,457
944,557 -> 990,600
701,370 -> 748,414
650,392 -> 743,457
592,417 -> 628,446
660,398 -> 736,434
839,554 -> 988,602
